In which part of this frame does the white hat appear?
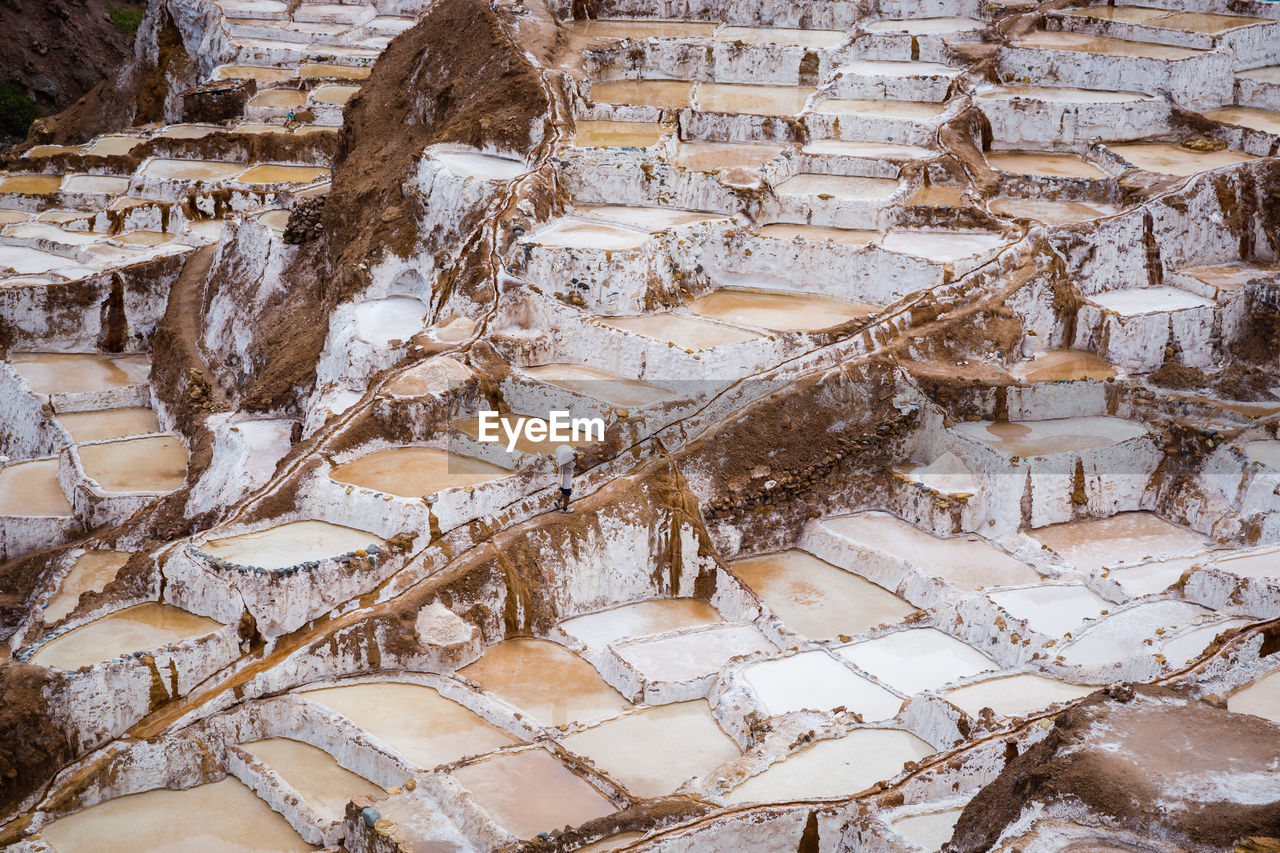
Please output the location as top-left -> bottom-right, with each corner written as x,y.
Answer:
554,444 -> 575,466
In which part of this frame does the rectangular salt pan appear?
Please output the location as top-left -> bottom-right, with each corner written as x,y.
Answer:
203,520 -> 380,570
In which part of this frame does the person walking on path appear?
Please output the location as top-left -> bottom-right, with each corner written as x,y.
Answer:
554,443 -> 576,513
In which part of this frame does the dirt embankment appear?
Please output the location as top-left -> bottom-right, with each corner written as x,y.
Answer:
226,0 -> 554,412
947,684 -> 1280,852
0,0 -> 145,148
0,664 -> 72,824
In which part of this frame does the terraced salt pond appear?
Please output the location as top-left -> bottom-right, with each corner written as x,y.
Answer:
572,120 -> 664,148
1010,31 -> 1205,60
519,363 -> 679,407
589,80 -> 693,109
942,673 -> 1095,718
560,598 -> 721,651
10,352 -> 149,394
1008,349 -> 1116,381
987,584 -> 1110,637
450,748 -> 615,839
561,701 -> 740,797
889,807 -> 966,851
330,447 -> 507,496
880,230 -> 1006,262
37,777 -> 315,852
0,458 -> 72,516
1107,143 -> 1257,177
984,151 -> 1108,179
953,416 -> 1147,456
756,223 -> 877,245
600,313 -> 764,348
1028,511 -> 1210,573
673,141 -> 785,171
43,550 -> 130,623
77,435 -> 188,494
202,520 -> 380,570
240,738 -> 383,822
458,638 -> 631,726
744,650 -> 903,719
1228,670 -> 1280,724
432,151 -> 526,180
697,83 -> 816,115
838,629 -> 996,694
774,174 -> 900,200
302,681 -> 518,767
725,729 -> 934,804
730,550 -> 917,639
29,603 -> 222,670
819,513 -> 1041,590
688,288 -> 876,331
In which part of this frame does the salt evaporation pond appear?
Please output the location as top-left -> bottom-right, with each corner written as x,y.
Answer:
526,217 -> 650,250
744,650 -> 903,720
717,25 -> 845,47
561,701 -> 740,798
38,777 -> 316,852
775,173 -> 900,200
1107,143 -> 1256,177
330,447 -> 507,496
819,513 -> 1041,590
1009,349 -> 1116,381
987,584 -> 1110,637
1010,31 -> 1204,60
353,296 -> 427,344
579,205 -> 726,230
572,120 -> 664,148
1029,511 -> 1210,573
310,84 -> 360,105
1058,601 -> 1213,667
901,451 -> 980,496
613,623 -> 776,683
1159,619 -> 1251,665
458,638 -> 630,726
1214,545 -> 1280,581
838,629 -> 996,694
814,98 -> 948,119
559,598 -> 721,652
600,313 -> 763,349
697,83 -> 815,115
865,17 -> 982,33
589,79 -> 693,109
730,549 -> 917,639
954,416 -> 1147,456
757,222 -> 878,245
688,288 -> 875,331
450,748 -> 615,838
1228,670 -> 1280,725
889,807 -> 966,851
30,603 -> 222,670
880,230 -> 1006,262
303,681 -> 517,767
10,352 -> 149,394
1088,285 -> 1214,316
520,363 -> 678,407
565,19 -> 717,39
990,197 -> 1118,225
0,458 -> 73,517
984,151 -> 1108,179
1243,440 -> 1280,470
203,520 -> 380,570
43,550 -> 130,623
140,159 -> 246,181
238,164 -> 330,184
78,435 -> 188,494
943,673 -> 1095,718
241,737 -> 383,822
673,141 -> 784,171
725,729 -> 934,803
433,150 -> 526,180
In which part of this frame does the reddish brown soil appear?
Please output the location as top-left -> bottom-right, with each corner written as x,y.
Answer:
232,0 -> 553,411
949,685 -> 1280,852
0,664 -> 72,822
0,0 -> 144,144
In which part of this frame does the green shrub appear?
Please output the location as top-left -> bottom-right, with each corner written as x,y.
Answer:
0,82 -> 39,138
107,3 -> 143,35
